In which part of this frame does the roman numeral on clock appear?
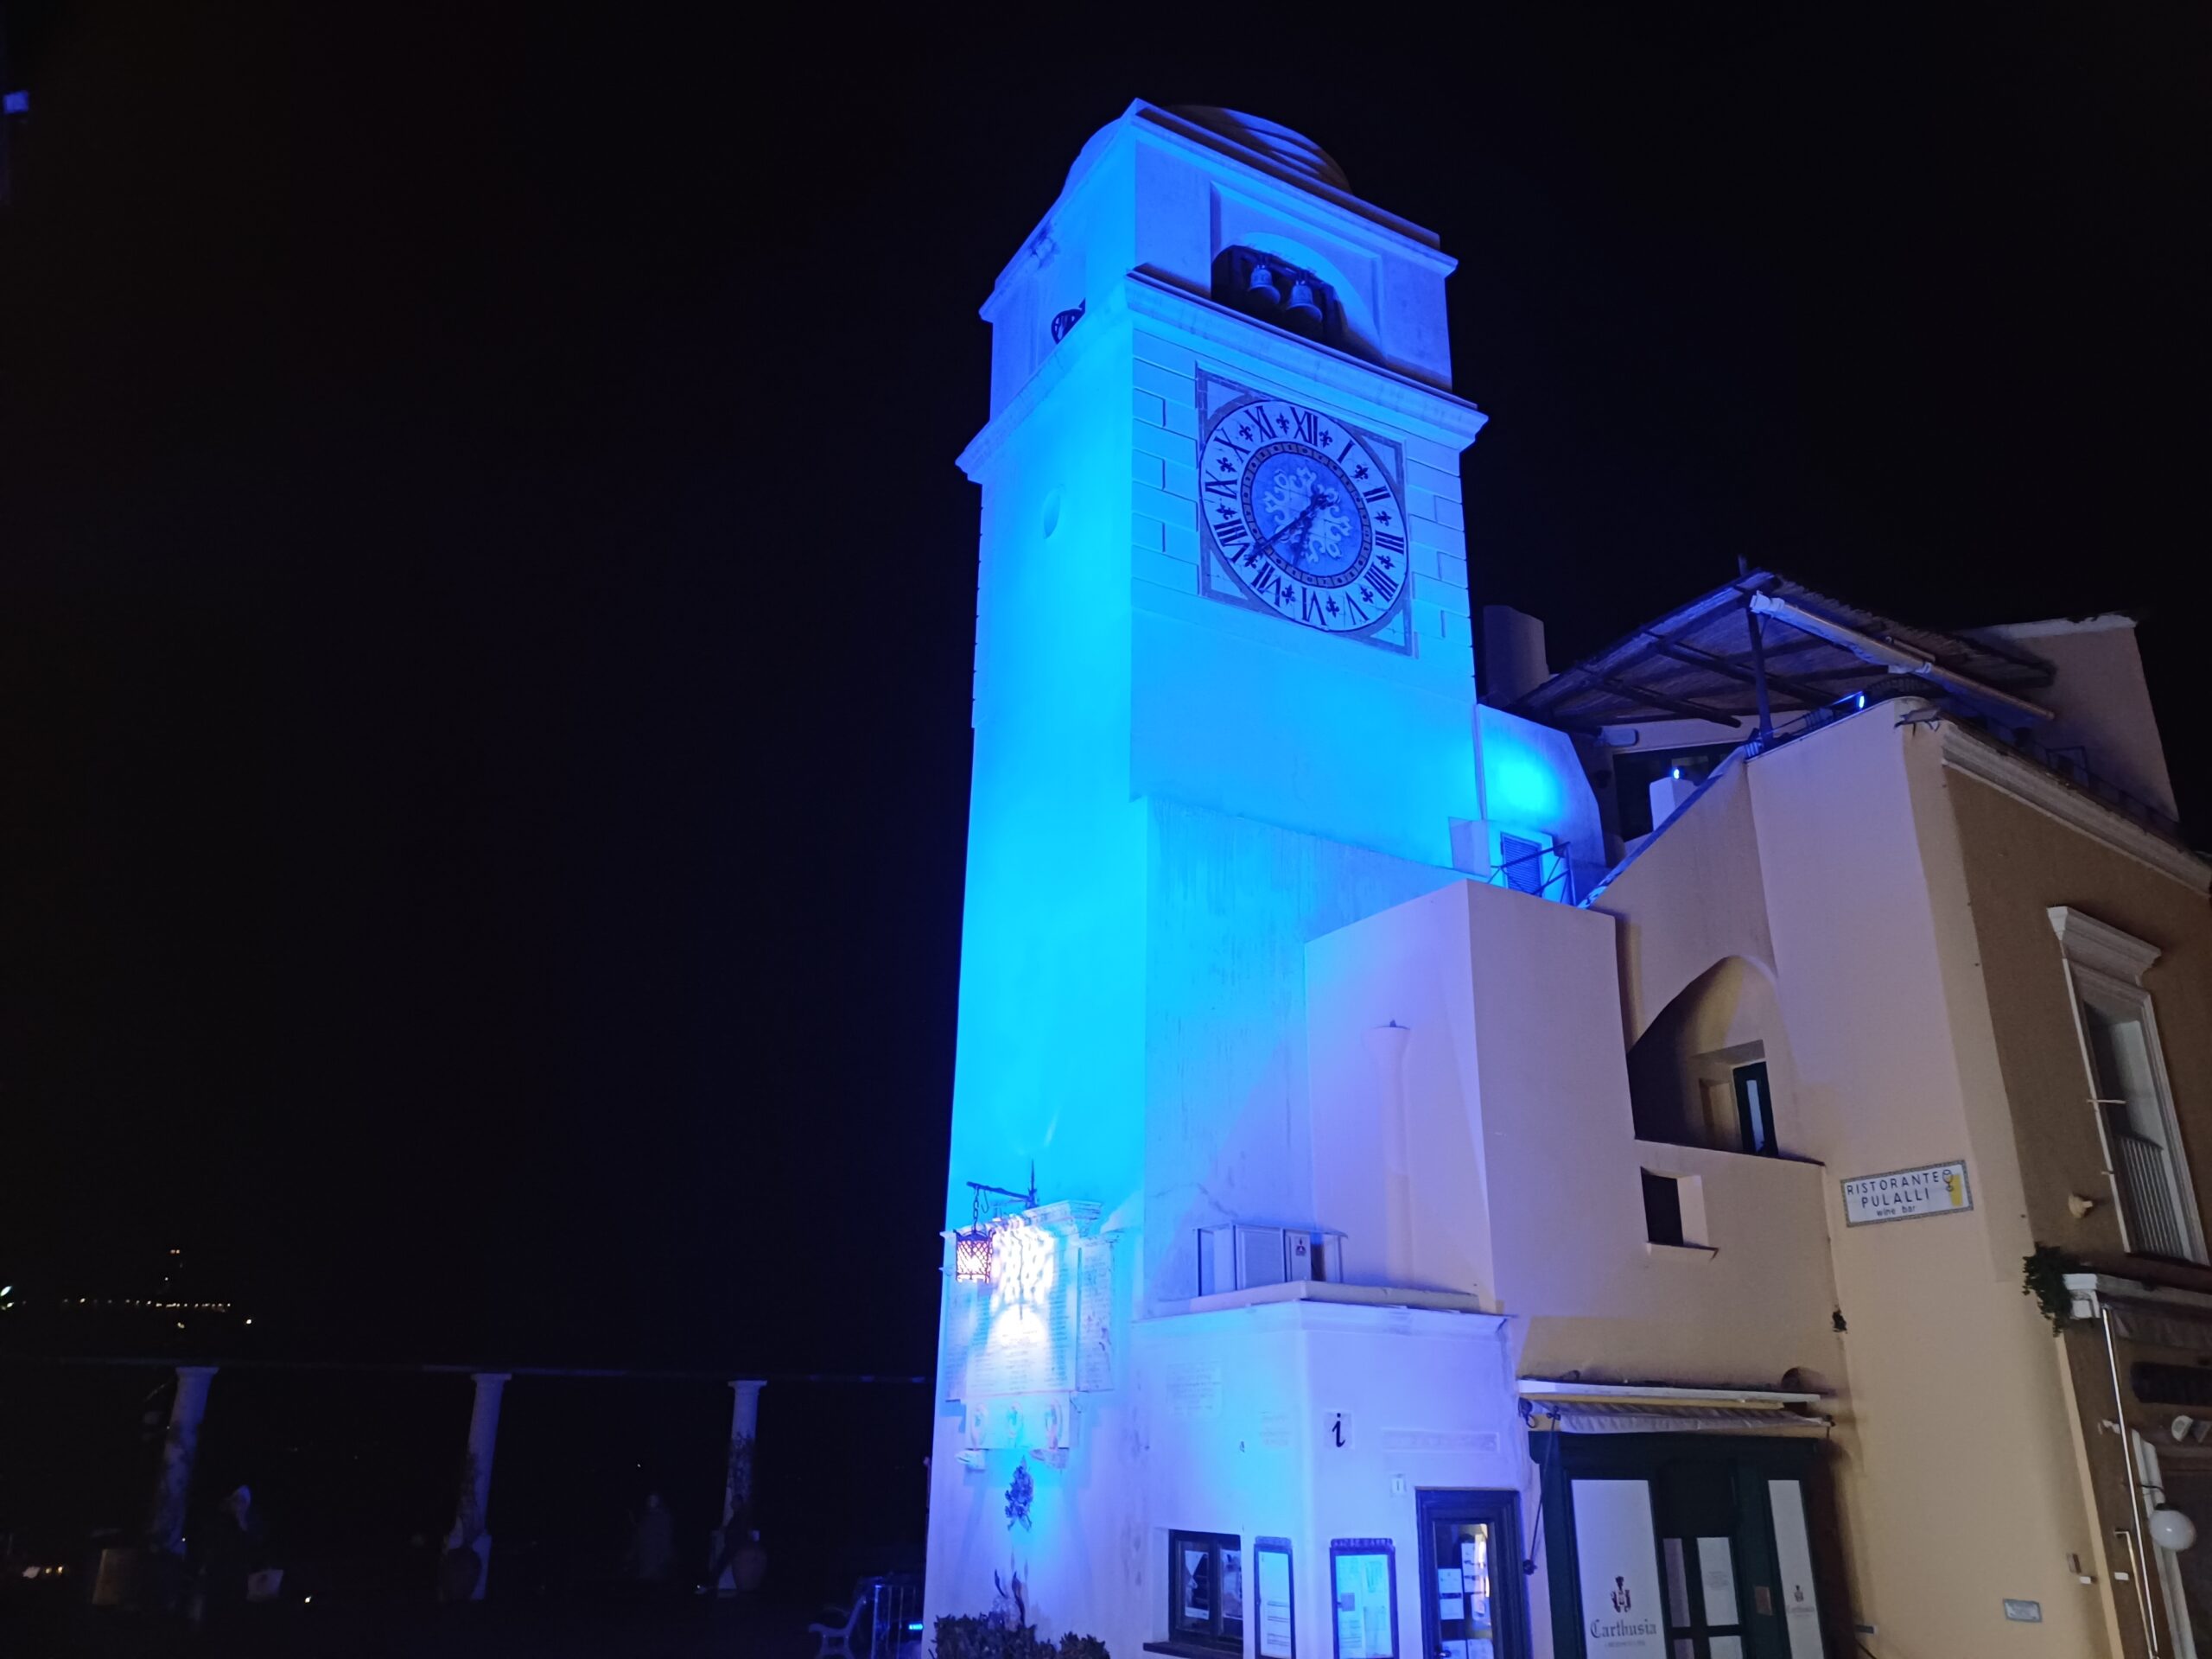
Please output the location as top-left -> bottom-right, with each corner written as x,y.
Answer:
1365,564 -> 1401,604
1374,531 -> 1406,555
1362,486 -> 1392,504
1214,517 -> 1251,549
1288,408 -> 1319,444
1201,478 -> 1236,499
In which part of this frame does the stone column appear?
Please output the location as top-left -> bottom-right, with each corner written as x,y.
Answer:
713,1379 -> 766,1591
148,1366 -> 218,1554
446,1372 -> 509,1600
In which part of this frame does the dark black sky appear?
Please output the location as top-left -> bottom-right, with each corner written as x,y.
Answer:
2,8 -> 2204,1374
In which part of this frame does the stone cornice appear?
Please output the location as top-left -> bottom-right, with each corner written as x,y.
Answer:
2048,906 -> 2164,984
957,273 -> 1486,480
1936,720 -> 2211,895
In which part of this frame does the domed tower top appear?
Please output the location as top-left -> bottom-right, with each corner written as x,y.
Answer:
1161,106 -> 1351,193
984,99 -> 1465,417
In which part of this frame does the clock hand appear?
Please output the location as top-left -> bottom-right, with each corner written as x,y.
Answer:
1253,496 -> 1325,563
1284,487 -> 1339,567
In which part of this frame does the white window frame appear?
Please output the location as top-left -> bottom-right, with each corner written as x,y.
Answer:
2050,906 -> 2206,1265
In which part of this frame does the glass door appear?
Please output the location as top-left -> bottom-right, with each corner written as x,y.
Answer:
1659,1531 -> 1749,1658
1415,1489 -> 1529,1659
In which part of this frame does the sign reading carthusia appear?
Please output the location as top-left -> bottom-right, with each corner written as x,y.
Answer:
1840,1160 -> 1971,1225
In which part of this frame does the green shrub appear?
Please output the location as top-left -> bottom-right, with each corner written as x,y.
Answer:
931,1613 -> 1109,1659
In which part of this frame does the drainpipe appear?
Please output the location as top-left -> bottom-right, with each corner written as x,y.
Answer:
1365,1022 -> 1415,1283
2099,1301 -> 2159,1656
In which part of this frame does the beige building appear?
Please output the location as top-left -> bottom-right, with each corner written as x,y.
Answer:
1303,576 -> 2212,1657
1491,582 -> 2211,1657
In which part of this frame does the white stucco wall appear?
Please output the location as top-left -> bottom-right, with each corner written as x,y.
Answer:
1138,1300 -> 1538,1659
1745,706 -> 2109,1656
1306,880 -> 1841,1389
1592,755 -> 1777,1043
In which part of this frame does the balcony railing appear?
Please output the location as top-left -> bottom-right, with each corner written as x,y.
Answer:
1486,833 -> 1577,905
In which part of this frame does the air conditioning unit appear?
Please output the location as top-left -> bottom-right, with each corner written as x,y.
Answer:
1198,1225 -> 1346,1295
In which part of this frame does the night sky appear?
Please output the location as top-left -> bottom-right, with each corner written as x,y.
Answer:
2,10 -> 2204,1377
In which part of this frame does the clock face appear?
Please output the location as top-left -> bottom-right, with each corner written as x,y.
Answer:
1197,385 -> 1411,642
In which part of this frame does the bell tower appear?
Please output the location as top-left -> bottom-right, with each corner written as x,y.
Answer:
931,102 -> 1491,1650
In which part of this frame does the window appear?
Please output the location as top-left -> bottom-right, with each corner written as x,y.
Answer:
1642,1171 -> 1684,1248
2084,991 -> 2196,1260
1732,1061 -> 1777,1156
1498,833 -> 1545,896
2050,907 -> 2205,1265
1642,1171 -> 1709,1251
1166,1530 -> 1243,1655
2131,1363 -> 2212,1409
1626,962 -> 1787,1158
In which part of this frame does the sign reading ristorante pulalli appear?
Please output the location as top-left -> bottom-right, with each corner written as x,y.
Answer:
1841,1160 -> 1972,1225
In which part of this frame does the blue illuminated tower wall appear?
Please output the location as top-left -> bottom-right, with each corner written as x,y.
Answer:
931,103 -> 1586,1649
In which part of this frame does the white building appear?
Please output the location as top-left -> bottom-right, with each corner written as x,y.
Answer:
928,101 -> 2212,1659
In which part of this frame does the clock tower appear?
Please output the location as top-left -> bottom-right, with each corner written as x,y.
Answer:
931,103 -> 1499,1651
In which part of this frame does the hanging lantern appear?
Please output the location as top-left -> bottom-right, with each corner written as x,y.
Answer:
952,1169 -> 1039,1287
953,1223 -> 995,1285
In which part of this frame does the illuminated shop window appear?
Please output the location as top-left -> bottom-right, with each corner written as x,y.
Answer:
1166,1529 -> 1243,1655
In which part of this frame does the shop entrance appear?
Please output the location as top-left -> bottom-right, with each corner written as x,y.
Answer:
1415,1489 -> 1531,1659
1530,1430 -> 1838,1659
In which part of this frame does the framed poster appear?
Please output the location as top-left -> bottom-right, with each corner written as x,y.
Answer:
1766,1481 -> 1823,1659
1255,1535 -> 1295,1658
1569,1480 -> 1665,1658
1331,1537 -> 1398,1659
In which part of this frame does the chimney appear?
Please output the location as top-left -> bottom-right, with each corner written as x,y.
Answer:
1480,606 -> 1552,706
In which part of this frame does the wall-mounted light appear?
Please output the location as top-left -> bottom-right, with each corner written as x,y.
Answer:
951,1169 -> 1039,1286
953,1224 -> 995,1285
2151,1509 -> 2198,1552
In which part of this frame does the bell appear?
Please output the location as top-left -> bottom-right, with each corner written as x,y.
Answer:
1286,278 -> 1325,327
1246,264 -> 1282,309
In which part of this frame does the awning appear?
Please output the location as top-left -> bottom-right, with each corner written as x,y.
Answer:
1529,1402 -> 1831,1436
2110,1302 -> 2212,1354
1519,1379 -> 1832,1436
2064,1274 -> 2212,1352
1509,569 -> 2055,733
